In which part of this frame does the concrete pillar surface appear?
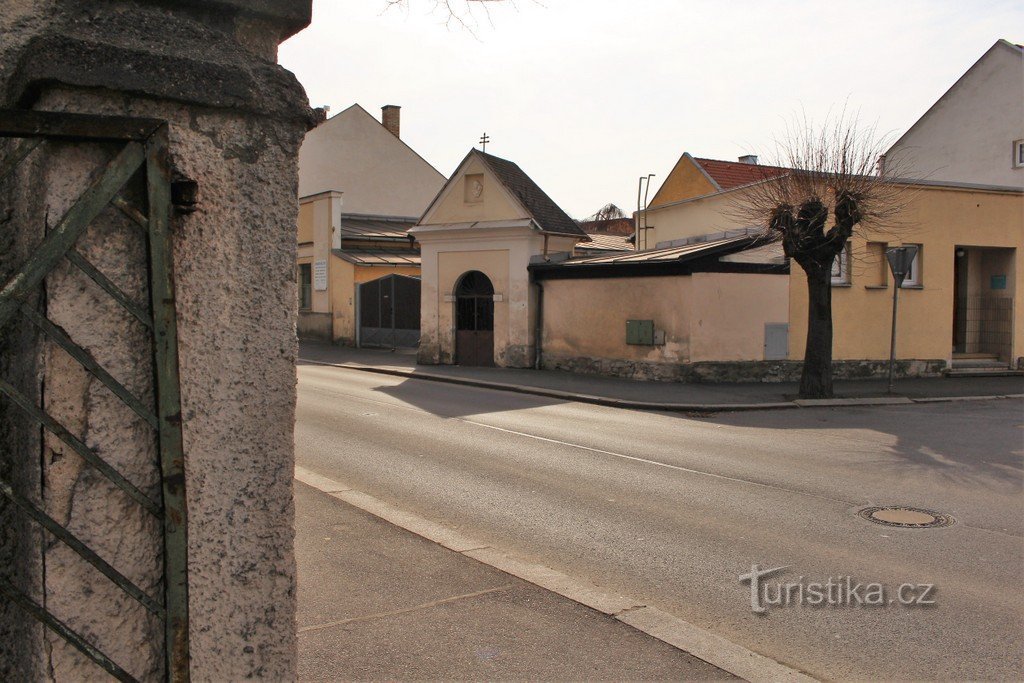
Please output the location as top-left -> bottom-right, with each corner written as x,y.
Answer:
0,2 -> 314,679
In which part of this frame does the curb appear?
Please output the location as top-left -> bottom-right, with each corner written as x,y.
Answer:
295,466 -> 817,683
298,357 -> 1022,413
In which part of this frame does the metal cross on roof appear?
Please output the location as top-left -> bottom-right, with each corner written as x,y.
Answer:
479,132 -> 490,152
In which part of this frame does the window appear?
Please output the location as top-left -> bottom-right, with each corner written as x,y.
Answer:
866,241 -> 888,287
1015,140 -> 1024,169
901,244 -> 922,287
298,263 -> 312,310
831,242 -> 851,285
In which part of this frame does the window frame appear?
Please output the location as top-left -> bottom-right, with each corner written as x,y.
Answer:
900,244 -> 923,288
298,262 -> 313,310
1014,140 -> 1024,169
830,241 -> 852,286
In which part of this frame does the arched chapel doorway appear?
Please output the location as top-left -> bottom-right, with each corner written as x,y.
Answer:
454,270 -> 495,366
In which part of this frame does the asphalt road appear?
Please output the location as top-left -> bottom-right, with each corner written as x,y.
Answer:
295,362 -> 1024,680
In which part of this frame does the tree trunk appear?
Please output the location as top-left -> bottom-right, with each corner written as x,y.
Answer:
800,268 -> 834,398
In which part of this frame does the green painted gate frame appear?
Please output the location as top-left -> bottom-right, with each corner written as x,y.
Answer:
0,109 -> 190,683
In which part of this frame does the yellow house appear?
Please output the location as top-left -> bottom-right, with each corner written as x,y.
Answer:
296,103 -> 446,345
641,151 -> 1023,375
641,153 -> 787,249
642,35 -> 1024,378
801,41 -> 1024,373
296,191 -> 422,344
788,180 -> 1023,372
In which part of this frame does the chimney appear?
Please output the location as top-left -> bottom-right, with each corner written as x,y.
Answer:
738,154 -> 758,165
382,105 -> 401,138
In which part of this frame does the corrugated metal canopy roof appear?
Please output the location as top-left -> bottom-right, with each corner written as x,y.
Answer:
332,249 -> 421,267
530,234 -> 787,280
337,214 -> 417,240
559,235 -> 759,265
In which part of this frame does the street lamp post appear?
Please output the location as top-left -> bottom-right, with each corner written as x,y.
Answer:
885,245 -> 919,393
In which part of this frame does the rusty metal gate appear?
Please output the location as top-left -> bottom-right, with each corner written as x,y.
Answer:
0,110 -> 189,681
357,274 -> 421,349
454,270 -> 494,367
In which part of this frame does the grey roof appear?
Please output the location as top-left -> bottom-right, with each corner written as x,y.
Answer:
529,234 -> 787,280
338,214 -> 417,241
332,249 -> 420,267
554,235 -> 762,266
476,151 -> 588,238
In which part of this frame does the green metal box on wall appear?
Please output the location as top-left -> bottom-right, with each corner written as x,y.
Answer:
626,319 -> 655,345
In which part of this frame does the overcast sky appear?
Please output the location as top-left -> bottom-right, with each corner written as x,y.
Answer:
279,0 -> 1022,218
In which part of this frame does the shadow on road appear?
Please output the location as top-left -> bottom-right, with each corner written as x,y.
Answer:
368,375 -> 568,418
688,402 -> 1024,490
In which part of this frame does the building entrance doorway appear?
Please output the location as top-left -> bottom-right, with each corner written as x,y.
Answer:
951,246 -> 1015,367
455,270 -> 495,366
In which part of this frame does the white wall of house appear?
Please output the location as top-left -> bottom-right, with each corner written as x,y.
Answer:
298,104 -> 446,215
885,40 -> 1024,188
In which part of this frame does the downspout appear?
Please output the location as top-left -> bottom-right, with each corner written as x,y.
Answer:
534,278 -> 544,370
354,283 -> 361,348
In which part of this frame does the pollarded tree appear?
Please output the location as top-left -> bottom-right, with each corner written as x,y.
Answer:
584,203 -> 627,222
736,114 -> 911,398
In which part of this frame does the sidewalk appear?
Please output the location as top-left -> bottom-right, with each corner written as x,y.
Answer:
295,482 -> 733,680
298,341 -> 1024,412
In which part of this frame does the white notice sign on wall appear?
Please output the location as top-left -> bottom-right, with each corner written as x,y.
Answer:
313,259 -> 328,291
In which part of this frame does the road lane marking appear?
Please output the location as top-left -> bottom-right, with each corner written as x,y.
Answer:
461,420 -> 857,505
300,377 -> 850,503
298,584 -> 515,634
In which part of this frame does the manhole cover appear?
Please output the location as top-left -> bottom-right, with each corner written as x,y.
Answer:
858,506 -> 954,528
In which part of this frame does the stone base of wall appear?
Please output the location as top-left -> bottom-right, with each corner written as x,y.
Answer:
297,312 -> 332,341
498,344 -> 534,369
542,355 -> 948,384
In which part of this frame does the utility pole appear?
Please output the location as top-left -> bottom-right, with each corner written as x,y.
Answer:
479,132 -> 490,152
885,245 -> 919,393
635,174 -> 655,251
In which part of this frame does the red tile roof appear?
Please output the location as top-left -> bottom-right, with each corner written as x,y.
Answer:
693,157 -> 788,191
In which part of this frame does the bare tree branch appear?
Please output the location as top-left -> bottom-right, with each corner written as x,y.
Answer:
383,0 -> 516,36
731,109 -> 916,243
730,109 -> 921,398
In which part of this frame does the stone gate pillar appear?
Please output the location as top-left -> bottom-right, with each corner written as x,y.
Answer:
0,1 -> 315,679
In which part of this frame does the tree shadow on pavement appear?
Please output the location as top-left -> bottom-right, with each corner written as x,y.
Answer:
689,401 -> 1024,491
368,375 -> 569,419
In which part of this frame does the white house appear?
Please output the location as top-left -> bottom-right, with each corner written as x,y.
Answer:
884,39 -> 1024,188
